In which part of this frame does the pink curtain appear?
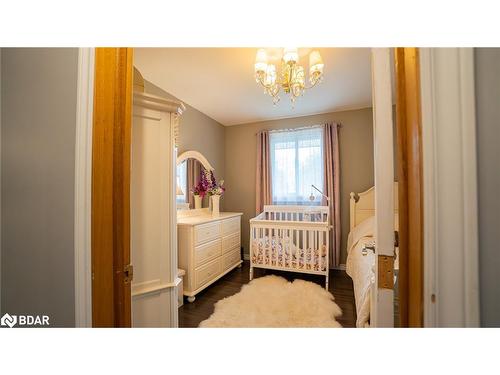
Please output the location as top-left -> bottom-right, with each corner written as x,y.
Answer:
186,159 -> 201,209
323,123 -> 341,268
255,130 -> 272,214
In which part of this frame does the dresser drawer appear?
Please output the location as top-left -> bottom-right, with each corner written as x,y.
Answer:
223,247 -> 241,271
194,221 -> 221,245
195,258 -> 221,290
194,238 -> 221,268
222,216 -> 241,236
222,232 -> 240,254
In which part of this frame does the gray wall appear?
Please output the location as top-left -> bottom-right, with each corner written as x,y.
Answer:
1,48 -> 78,327
143,80 -> 226,178
224,108 -> 375,264
474,48 -> 500,327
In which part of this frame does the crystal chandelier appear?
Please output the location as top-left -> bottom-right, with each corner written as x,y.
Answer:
254,48 -> 324,105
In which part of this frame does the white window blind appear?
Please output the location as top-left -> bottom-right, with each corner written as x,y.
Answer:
270,126 -> 324,205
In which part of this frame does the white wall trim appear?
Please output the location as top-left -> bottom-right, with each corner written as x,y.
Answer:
0,48 -> 2,314
420,48 -> 438,328
458,49 -> 480,327
74,48 -> 95,327
370,47 -> 395,327
420,48 -> 480,327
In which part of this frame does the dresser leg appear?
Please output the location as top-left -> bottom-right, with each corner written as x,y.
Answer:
237,263 -> 242,268
187,296 -> 196,303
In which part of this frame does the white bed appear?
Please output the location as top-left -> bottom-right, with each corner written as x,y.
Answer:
345,183 -> 398,327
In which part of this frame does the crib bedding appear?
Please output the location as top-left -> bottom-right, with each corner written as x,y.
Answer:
251,235 -> 328,272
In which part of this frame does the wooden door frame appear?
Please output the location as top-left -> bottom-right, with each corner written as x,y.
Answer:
91,48 -> 134,327
394,48 -> 424,327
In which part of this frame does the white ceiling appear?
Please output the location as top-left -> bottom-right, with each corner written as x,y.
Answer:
134,48 -> 372,126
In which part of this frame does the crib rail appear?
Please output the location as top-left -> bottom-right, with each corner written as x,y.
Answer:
254,205 -> 330,224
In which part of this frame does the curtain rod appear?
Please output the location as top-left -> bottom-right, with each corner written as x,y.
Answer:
257,123 -> 342,135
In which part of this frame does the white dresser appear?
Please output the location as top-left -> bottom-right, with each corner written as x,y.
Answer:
177,211 -> 243,302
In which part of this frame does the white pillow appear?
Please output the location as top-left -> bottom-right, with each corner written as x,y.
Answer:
347,214 -> 399,254
347,216 -> 375,255
352,216 -> 375,240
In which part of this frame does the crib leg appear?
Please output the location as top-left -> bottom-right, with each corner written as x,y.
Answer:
325,274 -> 329,290
249,266 -> 254,281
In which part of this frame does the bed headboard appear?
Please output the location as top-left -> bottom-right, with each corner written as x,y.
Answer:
349,182 -> 399,230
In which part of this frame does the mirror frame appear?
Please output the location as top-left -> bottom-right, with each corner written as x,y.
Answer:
176,150 -> 214,171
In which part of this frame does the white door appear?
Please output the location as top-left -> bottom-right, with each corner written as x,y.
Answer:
370,48 -> 395,327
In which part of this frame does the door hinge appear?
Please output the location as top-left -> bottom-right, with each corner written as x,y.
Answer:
124,264 -> 134,283
377,255 -> 394,289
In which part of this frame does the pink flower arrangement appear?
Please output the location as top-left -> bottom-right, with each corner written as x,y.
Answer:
208,172 -> 225,196
191,169 -> 225,198
191,169 -> 211,198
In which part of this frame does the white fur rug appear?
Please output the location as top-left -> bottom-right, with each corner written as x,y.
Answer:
199,275 -> 342,328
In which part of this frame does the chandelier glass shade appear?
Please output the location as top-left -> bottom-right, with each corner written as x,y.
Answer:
254,48 -> 324,105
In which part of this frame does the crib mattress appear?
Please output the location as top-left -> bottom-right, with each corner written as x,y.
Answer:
251,235 -> 327,272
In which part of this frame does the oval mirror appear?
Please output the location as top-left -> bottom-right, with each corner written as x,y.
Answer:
176,151 -> 215,210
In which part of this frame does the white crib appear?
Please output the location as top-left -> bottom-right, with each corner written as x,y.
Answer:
249,205 -> 330,289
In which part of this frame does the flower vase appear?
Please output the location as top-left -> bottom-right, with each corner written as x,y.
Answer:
211,194 -> 220,216
194,195 -> 202,209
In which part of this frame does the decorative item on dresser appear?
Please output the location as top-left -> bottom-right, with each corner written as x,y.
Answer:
208,173 -> 225,217
194,195 -> 202,209
177,210 -> 243,302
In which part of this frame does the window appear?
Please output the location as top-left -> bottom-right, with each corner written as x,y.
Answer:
270,126 -> 324,205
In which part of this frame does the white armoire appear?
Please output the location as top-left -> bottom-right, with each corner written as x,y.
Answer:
130,90 -> 185,327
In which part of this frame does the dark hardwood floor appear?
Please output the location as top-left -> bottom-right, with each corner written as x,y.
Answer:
179,260 -> 357,328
